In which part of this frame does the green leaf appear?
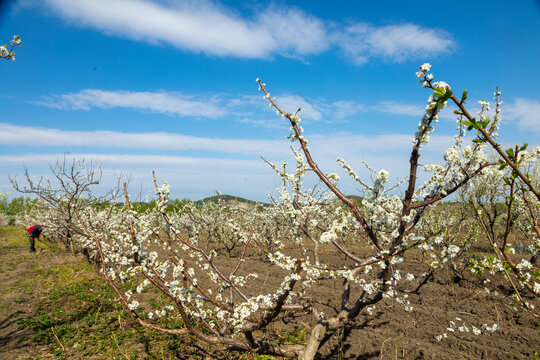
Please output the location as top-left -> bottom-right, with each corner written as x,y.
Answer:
462,118 -> 480,131
505,148 -> 514,159
453,110 -> 463,115
461,89 -> 468,103
433,87 -> 446,98
472,138 -> 485,143
434,91 -> 452,108
520,143 -> 528,151
443,89 -> 453,100
477,118 -> 490,128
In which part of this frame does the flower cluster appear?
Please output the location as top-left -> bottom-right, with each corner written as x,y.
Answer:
435,318 -> 500,342
1,35 -> 21,61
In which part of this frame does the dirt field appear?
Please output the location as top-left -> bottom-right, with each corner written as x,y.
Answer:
1,226 -> 539,359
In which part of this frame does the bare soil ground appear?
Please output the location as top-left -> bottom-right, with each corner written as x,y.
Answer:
1,226 -> 539,359
299,244 -> 539,359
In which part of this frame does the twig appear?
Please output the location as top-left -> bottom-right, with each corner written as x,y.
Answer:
111,333 -> 130,360
51,326 -> 65,351
94,301 -> 103,324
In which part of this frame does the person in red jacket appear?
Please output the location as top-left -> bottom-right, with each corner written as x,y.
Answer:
26,224 -> 45,253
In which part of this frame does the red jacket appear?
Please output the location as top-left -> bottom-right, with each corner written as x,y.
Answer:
26,225 -> 42,238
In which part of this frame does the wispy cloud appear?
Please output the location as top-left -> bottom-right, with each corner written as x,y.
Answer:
271,95 -> 324,121
0,124 -> 468,200
35,0 -> 454,63
503,98 -> 540,134
0,131 -> 461,200
39,0 -> 326,59
237,117 -> 287,129
0,152 -> 265,169
371,100 -> 460,121
37,89 -> 227,118
0,122 -> 289,156
335,23 -> 454,64
35,86 -> 486,132
371,101 -> 424,117
36,88 -> 434,125
256,5 -> 329,58
35,90 -> 336,123
309,133 -> 458,159
330,101 -> 366,120
0,122 -> 458,158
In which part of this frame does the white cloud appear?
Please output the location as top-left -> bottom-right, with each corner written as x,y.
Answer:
0,122 -> 290,157
38,89 -> 227,118
40,0 -> 325,59
330,101 -> 366,120
371,100 -> 463,122
0,125 -> 468,201
36,0 -> 453,63
0,152 -> 264,168
33,87 -> 477,128
272,95 -> 324,121
335,23 -> 454,64
36,90 -> 327,122
257,6 -> 329,57
238,117 -> 287,129
503,98 -> 540,134
309,133 -> 457,160
0,122 -> 458,159
372,101 -> 424,117
42,0 -> 271,58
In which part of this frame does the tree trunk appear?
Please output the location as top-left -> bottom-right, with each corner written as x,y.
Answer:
299,323 -> 326,360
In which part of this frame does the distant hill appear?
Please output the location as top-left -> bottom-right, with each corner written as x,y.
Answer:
330,195 -> 364,207
196,194 -> 364,209
195,194 -> 363,209
196,195 -> 270,208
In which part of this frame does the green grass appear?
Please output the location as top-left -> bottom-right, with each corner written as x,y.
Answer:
14,268 -> 206,359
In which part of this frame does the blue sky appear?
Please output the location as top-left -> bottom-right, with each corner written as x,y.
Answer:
1,0 -> 539,201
